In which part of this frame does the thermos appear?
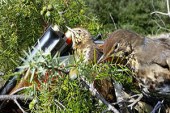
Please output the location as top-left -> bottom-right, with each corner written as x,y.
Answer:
0,25 -> 72,95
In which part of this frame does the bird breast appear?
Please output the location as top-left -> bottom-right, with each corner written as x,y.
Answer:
83,47 -> 91,62
74,44 -> 92,62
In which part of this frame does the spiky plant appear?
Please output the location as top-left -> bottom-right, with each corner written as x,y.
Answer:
11,49 -> 135,112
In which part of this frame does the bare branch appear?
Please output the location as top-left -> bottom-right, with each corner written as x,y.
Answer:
80,77 -> 120,113
10,87 -> 30,95
151,11 -> 170,16
46,65 -> 69,74
14,99 -> 27,113
0,95 -> 33,112
150,100 -> 164,113
112,84 -> 152,113
114,82 -> 129,112
151,0 -> 170,17
55,99 -> 66,110
109,13 -> 117,29
0,95 -> 33,101
128,94 -> 143,109
167,0 -> 170,14
151,0 -> 170,32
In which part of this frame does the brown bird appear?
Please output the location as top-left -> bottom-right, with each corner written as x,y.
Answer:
65,27 -> 116,103
65,27 -> 102,63
98,29 -> 170,103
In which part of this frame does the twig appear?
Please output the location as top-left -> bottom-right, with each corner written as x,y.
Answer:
129,94 -> 143,99
109,13 -> 117,29
14,99 -> 27,113
10,87 -> 30,95
0,95 -> 33,101
55,99 -> 66,110
53,67 -> 69,74
80,77 -> 120,113
114,82 -> 129,112
128,94 -> 143,109
45,65 -> 69,74
0,95 -> 33,113
151,100 -> 164,113
167,0 -> 170,14
151,11 -> 170,16
151,0 -> 170,33
151,0 -> 170,18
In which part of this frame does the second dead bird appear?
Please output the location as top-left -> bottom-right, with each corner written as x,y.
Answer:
99,29 -> 170,105
65,27 -> 117,103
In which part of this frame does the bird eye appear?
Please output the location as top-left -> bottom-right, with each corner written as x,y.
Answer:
114,43 -> 119,49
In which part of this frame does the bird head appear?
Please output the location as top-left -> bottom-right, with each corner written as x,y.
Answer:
98,29 -> 135,63
65,26 -> 92,49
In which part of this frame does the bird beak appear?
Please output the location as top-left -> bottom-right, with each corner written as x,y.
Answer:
65,26 -> 76,48
66,26 -> 74,32
66,26 -> 73,31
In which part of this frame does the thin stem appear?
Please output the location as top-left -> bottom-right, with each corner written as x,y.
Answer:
0,95 -> 33,101
14,99 -> 27,113
167,0 -> 170,14
80,77 -> 120,113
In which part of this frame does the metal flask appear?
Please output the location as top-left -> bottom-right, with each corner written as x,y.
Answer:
0,25 -> 72,95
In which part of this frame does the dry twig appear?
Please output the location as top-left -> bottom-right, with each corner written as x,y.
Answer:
0,95 -> 33,113
10,86 -> 30,95
151,0 -> 170,17
128,94 -> 143,109
80,77 -> 120,113
14,99 -> 27,113
0,95 -> 33,101
109,13 -> 117,29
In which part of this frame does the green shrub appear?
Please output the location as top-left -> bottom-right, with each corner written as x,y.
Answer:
86,0 -> 170,35
1,0 -> 169,74
20,51 -> 132,112
1,1 -> 166,112
0,0 -> 100,74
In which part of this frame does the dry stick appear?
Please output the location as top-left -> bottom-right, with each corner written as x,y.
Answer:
0,68 -> 30,109
1,69 -> 32,112
151,0 -> 170,17
115,92 -> 152,113
14,99 -> 27,113
150,0 -> 170,33
114,82 -> 129,113
45,65 -> 69,74
109,13 -> 117,29
0,95 -> 33,101
80,77 -> 120,113
151,0 -> 166,26
151,11 -> 170,16
55,100 -> 66,110
0,95 -> 33,113
167,0 -> 170,14
128,94 -> 143,109
10,87 -> 30,95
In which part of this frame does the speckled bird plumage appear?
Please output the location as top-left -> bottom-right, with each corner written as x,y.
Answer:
100,29 -> 170,103
65,27 -> 116,103
65,27 -> 101,63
